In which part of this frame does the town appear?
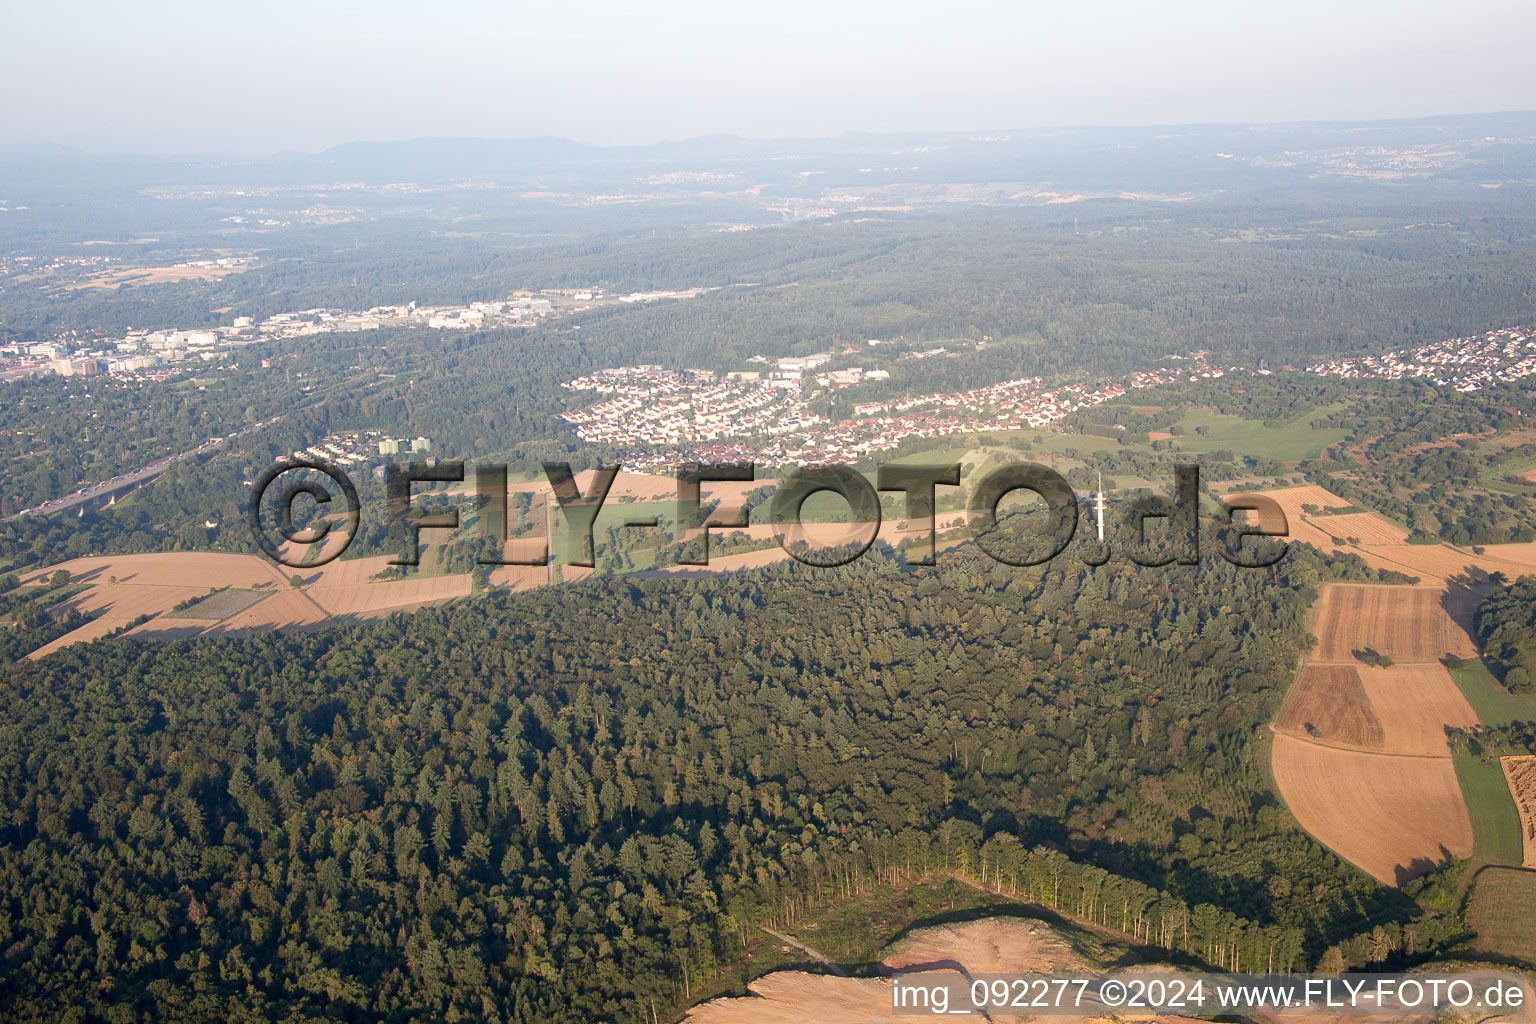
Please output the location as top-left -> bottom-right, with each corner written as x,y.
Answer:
561,354 -> 1226,468
0,286 -> 709,383
559,322 -> 1536,468
1304,325 -> 1536,390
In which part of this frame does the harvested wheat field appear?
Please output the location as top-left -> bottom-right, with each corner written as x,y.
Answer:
1245,483 -> 1357,517
1220,490 -> 1354,555
1355,664 -> 1480,756
276,527 -> 352,568
1274,665 -> 1384,748
1478,542 -> 1536,572
1228,486 -> 1522,582
1273,580 -> 1486,885
1502,756 -> 1536,869
487,564 -> 551,592
20,552 -> 288,590
296,555 -> 396,589
1354,542 -> 1511,582
1314,511 -> 1408,545
1312,584 -> 1478,663
122,619 -> 221,642
200,590 -> 331,637
15,552 -> 300,656
1271,733 -> 1473,885
24,613 -> 135,659
308,573 -> 472,617
25,581 -> 213,659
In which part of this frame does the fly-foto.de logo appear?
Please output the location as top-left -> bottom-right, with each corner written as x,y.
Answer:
248,459 -> 1291,570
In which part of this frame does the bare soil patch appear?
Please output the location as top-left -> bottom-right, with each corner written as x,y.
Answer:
687,916 -> 1212,1024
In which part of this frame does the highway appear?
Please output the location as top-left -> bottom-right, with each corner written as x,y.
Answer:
2,416 -> 282,523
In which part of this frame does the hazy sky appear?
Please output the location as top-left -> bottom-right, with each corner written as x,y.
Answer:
6,0 -> 1533,153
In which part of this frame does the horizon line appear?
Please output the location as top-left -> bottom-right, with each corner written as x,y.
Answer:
4,108 -> 1535,162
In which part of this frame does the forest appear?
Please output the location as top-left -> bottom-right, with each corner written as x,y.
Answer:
0,533 -> 1469,1022
1474,576 -> 1536,693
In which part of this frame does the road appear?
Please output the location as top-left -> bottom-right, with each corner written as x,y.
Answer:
4,368 -> 387,525
760,927 -> 848,977
2,415 -> 282,523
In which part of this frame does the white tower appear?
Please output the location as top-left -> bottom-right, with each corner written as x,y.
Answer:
1095,472 -> 1107,543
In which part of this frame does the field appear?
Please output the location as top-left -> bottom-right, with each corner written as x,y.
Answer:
165,588 -> 272,620
1478,541 -> 1536,571
23,580 -> 219,659
1454,755 -> 1527,865
1222,484 -> 1387,559
1271,578 -> 1486,885
1271,734 -> 1472,885
1354,541 -> 1518,582
1355,665 -> 1479,756
308,572 -> 472,617
1264,483 -> 1536,896
1172,405 -> 1348,461
1231,484 -> 1536,582
1448,659 -> 1536,727
196,589 -> 331,637
1311,584 -> 1478,663
11,549 -> 487,655
1502,756 -> 1536,868
18,552 -> 288,590
1237,483 -> 1357,518
1462,866 -> 1536,965
1274,665 -> 1384,748
1312,511 -> 1408,545
66,264 -> 249,290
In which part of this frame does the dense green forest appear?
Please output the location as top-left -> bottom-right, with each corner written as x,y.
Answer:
0,536 -> 1468,1021
1474,577 -> 1536,693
